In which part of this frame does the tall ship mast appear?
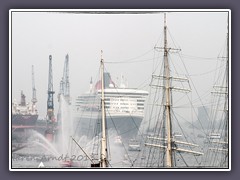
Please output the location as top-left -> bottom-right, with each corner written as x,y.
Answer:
144,13 -> 203,168
203,14 -> 229,168
99,51 -> 109,167
162,13 -> 174,166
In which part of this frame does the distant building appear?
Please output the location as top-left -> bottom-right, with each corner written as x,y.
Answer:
189,106 -> 210,129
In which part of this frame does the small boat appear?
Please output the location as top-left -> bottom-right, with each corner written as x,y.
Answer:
208,132 -> 221,140
173,132 -> 183,140
128,139 -> 141,151
114,136 -> 122,145
60,159 -> 81,168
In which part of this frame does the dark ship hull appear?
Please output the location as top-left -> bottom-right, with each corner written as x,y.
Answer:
73,114 -> 143,141
12,114 -> 38,126
12,114 -> 39,144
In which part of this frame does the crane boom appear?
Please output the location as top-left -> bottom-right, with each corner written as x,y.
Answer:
31,65 -> 37,104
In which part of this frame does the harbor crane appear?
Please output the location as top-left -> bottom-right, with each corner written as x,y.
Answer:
31,65 -> 37,114
31,65 -> 37,105
59,54 -> 71,105
45,55 -> 57,142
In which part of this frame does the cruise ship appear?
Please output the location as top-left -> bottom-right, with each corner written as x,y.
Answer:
73,73 -> 149,140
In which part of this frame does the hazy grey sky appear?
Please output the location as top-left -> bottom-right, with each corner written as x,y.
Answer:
11,10 -> 229,119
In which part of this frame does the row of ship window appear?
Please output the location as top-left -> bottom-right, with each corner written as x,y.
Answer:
104,106 -> 144,110
104,102 -> 144,106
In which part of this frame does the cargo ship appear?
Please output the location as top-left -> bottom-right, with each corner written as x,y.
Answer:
12,91 -> 38,127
